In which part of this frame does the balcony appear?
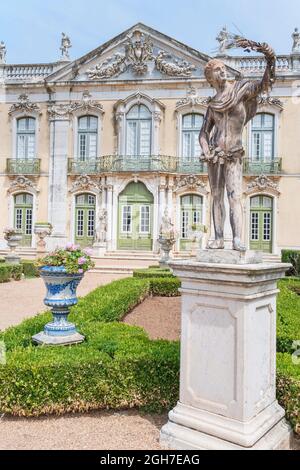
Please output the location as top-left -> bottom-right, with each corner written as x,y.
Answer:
68,155 -> 207,175
6,158 -> 41,175
243,158 -> 282,175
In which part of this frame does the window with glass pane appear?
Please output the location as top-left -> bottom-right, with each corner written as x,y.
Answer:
182,114 -> 203,159
26,209 -> 33,235
140,206 -> 150,233
88,210 -> 95,237
251,213 -> 259,240
77,210 -> 84,236
17,117 -> 36,159
181,211 -> 189,238
126,105 -> 152,156
122,206 -> 132,233
78,116 -> 98,161
251,113 -> 274,161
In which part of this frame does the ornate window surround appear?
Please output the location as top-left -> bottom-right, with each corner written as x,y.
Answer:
175,102 -> 207,158
114,92 -> 165,155
72,107 -> 104,160
247,102 -> 283,161
10,111 -> 41,160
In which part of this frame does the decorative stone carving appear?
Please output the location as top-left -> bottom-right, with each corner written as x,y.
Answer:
176,87 -> 212,109
216,26 -> 231,55
155,51 -> 196,77
60,32 -> 72,61
125,30 -> 154,75
7,175 -> 39,195
69,91 -> 104,114
292,27 -> 300,54
258,93 -> 283,110
69,174 -> 101,194
174,175 -> 208,193
87,28 -> 196,79
0,41 -> 6,64
94,208 -> 107,244
9,94 -> 41,116
245,174 -> 280,195
47,103 -> 74,120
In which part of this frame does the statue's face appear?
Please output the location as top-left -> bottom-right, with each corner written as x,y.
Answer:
210,63 -> 227,87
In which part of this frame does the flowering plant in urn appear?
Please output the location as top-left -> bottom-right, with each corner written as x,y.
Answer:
32,244 -> 95,346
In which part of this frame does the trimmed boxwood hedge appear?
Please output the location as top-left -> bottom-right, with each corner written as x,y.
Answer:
277,279 -> 300,354
282,250 -> 300,277
0,277 -> 180,416
21,260 -> 39,278
0,264 -> 23,283
133,267 -> 175,279
277,353 -> 300,435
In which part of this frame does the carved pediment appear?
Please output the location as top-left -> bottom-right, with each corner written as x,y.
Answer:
176,87 -> 212,110
9,94 -> 42,117
7,175 -> 39,195
69,175 -> 102,194
174,174 -> 209,194
258,94 -> 283,111
245,174 -> 280,196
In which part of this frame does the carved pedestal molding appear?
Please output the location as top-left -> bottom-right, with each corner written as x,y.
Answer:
160,260 -> 292,450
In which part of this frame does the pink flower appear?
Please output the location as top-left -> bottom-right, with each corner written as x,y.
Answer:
78,257 -> 87,265
83,248 -> 93,257
78,269 -> 84,274
66,243 -> 73,251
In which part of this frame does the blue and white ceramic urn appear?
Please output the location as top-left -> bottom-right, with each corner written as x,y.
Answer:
32,266 -> 85,346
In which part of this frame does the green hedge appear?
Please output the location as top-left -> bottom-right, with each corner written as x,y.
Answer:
277,279 -> 300,354
0,264 -> 23,283
0,277 -> 180,416
277,353 -> 300,435
21,260 -> 40,278
133,268 -> 175,279
282,250 -> 300,276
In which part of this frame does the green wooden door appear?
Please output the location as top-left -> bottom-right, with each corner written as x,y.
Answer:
180,194 -> 203,251
118,182 -> 153,251
75,193 -> 96,247
14,193 -> 33,247
250,195 -> 273,253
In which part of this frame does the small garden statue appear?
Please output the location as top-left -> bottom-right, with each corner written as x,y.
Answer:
3,227 -> 22,264
34,222 -> 53,253
32,244 -> 94,346
158,208 -> 177,264
188,223 -> 208,256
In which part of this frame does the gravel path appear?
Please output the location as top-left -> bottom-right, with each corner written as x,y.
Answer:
0,272 -> 128,331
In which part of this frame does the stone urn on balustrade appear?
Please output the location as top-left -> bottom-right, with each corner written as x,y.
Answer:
32,244 -> 94,346
34,222 -> 53,253
158,233 -> 176,265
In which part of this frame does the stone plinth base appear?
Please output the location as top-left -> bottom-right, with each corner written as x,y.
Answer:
160,418 -> 292,450
93,243 -> 106,257
196,249 -> 263,265
32,332 -> 85,346
5,255 -> 21,265
160,259 -> 291,451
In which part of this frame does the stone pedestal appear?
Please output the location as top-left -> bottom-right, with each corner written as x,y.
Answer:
92,242 -> 107,257
160,259 -> 292,450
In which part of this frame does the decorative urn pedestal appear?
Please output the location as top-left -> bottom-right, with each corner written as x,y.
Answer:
32,266 -> 85,346
158,235 -> 176,265
34,223 -> 52,253
4,230 -> 22,264
160,251 -> 293,450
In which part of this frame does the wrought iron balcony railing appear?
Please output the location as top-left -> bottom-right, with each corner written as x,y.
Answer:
68,155 -> 207,175
6,158 -> 41,175
243,158 -> 282,175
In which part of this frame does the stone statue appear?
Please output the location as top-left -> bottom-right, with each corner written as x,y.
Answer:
60,33 -> 71,61
94,208 -> 107,244
292,27 -> 300,53
0,41 -> 6,64
199,37 -> 276,251
216,27 -> 230,55
159,207 -> 174,236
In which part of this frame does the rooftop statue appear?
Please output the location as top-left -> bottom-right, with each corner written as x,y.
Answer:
199,36 -> 276,251
60,33 -> 72,61
292,27 -> 300,53
0,41 -> 6,64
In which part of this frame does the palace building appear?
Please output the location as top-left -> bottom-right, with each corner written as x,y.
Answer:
0,23 -> 300,259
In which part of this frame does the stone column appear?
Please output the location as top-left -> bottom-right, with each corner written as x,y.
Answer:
48,110 -> 70,250
106,183 -> 113,251
160,259 -> 292,450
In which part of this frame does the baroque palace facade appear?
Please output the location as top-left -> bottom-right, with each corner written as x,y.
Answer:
0,23 -> 300,257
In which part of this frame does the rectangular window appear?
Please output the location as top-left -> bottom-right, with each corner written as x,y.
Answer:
252,132 -> 261,160
181,211 -> 189,239
251,213 -> 259,241
79,134 -> 87,161
15,209 -> 22,230
263,213 -> 271,241
263,132 -> 273,160
139,121 -> 151,156
183,132 -> 192,159
193,211 -> 201,225
126,122 -> 138,155
87,210 -> 95,237
77,210 -> 84,237
88,134 -> 97,159
122,206 -> 132,233
140,206 -> 150,233
25,209 -> 32,235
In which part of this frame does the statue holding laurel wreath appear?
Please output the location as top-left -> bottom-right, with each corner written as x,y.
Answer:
199,37 -> 276,251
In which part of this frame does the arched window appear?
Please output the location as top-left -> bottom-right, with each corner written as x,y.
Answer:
17,117 -> 36,159
126,104 -> 152,156
251,113 -> 274,161
182,114 -> 203,160
14,193 -> 33,246
78,116 -> 98,161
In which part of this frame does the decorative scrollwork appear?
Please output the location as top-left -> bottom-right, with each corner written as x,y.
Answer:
155,51 -> 196,77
